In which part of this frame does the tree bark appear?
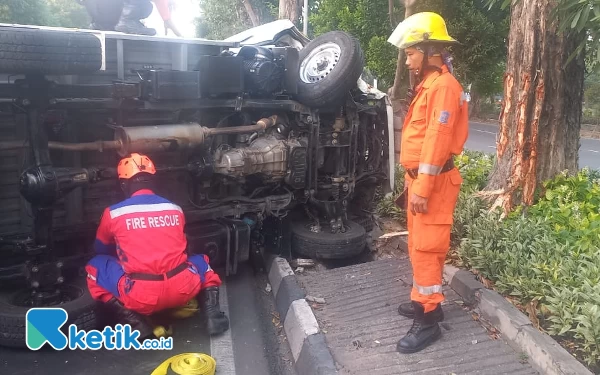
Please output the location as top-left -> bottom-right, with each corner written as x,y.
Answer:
388,0 -> 396,28
390,0 -> 417,115
241,0 -> 260,27
483,0 -> 585,215
279,0 -> 300,25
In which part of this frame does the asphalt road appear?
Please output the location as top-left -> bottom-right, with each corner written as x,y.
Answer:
0,264 -> 296,375
466,121 -> 600,170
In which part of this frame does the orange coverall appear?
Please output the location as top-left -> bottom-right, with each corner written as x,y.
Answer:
152,0 -> 171,22
400,64 -> 469,313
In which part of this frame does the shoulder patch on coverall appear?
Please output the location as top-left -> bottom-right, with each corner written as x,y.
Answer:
439,110 -> 450,124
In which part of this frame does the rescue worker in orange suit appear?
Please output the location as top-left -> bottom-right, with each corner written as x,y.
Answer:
85,153 -> 229,338
387,12 -> 469,353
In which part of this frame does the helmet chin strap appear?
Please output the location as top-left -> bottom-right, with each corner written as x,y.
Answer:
407,44 -> 454,107
416,45 -> 441,80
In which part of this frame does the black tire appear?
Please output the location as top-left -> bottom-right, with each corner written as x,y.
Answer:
0,28 -> 102,75
0,277 -> 98,348
296,31 -> 365,108
291,219 -> 367,259
352,215 -> 374,233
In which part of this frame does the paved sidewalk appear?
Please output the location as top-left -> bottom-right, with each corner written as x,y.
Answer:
296,256 -> 538,375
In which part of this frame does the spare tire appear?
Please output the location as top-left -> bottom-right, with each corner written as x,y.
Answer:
291,219 -> 367,259
296,31 -> 365,108
0,28 -> 102,75
0,277 -> 98,348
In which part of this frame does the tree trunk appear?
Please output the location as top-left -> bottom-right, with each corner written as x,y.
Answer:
483,0 -> 584,215
390,0 -> 417,114
279,0 -> 300,25
388,0 -> 396,28
468,91 -> 481,120
241,0 -> 260,26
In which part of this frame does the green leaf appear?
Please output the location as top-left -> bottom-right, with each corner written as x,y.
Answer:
572,8 -> 583,30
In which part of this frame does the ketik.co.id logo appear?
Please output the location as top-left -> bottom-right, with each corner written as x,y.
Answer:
26,308 -> 172,350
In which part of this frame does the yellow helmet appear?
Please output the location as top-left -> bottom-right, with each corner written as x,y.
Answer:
388,12 -> 458,50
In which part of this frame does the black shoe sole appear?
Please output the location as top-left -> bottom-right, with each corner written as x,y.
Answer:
207,322 -> 230,336
396,327 -> 442,354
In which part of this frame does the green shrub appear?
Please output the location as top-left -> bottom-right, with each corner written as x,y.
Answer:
458,168 -> 600,369
454,151 -> 496,193
377,150 -> 600,369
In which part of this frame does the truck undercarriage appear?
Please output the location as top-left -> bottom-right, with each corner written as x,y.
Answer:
0,20 -> 394,347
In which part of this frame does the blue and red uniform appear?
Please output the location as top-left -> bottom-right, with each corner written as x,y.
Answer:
85,189 -> 221,315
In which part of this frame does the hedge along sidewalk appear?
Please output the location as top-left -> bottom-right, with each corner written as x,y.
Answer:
262,254 -> 338,375
395,237 -> 593,375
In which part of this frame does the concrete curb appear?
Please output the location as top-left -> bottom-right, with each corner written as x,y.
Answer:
263,254 -> 338,375
396,235 -> 592,374
443,264 -> 593,375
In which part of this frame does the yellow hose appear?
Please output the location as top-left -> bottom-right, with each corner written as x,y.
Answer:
150,353 -> 216,375
169,298 -> 200,319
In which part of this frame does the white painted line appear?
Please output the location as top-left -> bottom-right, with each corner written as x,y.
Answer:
284,299 -> 320,362
210,279 -> 236,375
488,146 -> 497,149
472,128 -> 497,135
588,149 -> 599,153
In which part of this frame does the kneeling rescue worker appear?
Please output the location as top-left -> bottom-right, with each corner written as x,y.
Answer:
85,153 -> 230,338
387,12 -> 469,353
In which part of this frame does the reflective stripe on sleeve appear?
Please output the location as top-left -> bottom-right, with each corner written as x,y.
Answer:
110,203 -> 183,219
418,163 -> 442,175
413,278 -> 443,295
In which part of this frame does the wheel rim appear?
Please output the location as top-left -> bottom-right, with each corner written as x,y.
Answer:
10,284 -> 84,308
299,42 -> 342,84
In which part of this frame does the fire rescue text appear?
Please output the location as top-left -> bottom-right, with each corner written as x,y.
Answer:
125,215 -> 180,230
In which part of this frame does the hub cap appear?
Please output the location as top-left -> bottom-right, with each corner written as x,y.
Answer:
299,42 -> 342,84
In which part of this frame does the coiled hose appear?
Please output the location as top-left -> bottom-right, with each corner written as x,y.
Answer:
149,300 -> 217,374
150,353 -> 216,375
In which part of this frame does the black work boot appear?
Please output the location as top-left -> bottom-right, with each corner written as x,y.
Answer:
397,301 -> 442,353
105,297 -> 154,339
398,301 -> 444,321
199,287 -> 230,336
114,0 -> 156,36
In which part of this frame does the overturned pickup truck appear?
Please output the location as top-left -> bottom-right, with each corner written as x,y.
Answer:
0,20 -> 394,347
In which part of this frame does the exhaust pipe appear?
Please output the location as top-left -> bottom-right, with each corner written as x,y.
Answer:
0,116 -> 280,156
114,115 -> 279,156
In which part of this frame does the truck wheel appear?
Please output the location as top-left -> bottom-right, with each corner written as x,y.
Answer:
0,277 -> 97,348
291,219 -> 367,260
296,31 -> 365,108
0,29 -> 102,75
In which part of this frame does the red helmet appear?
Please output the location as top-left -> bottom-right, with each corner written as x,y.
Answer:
117,153 -> 156,180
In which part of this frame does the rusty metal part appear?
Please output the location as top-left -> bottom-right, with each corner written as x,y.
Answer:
48,140 -> 121,152
0,116 -> 281,156
333,117 -> 345,131
213,136 -> 288,179
115,115 -> 280,156
0,141 -> 26,151
0,140 -> 121,152
208,115 -> 279,136
114,123 -> 209,156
